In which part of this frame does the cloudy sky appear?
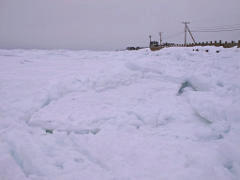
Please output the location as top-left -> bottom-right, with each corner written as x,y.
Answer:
0,0 -> 239,50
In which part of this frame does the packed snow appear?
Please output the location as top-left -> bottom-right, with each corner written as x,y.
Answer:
0,47 -> 240,180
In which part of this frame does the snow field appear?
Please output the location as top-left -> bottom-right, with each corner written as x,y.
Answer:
0,47 -> 240,180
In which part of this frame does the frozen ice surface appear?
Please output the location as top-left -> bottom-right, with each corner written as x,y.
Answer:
0,47 -> 240,180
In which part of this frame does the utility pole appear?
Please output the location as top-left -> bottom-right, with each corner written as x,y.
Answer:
186,26 -> 196,44
149,35 -> 152,46
182,21 -> 196,45
159,32 -> 162,46
182,22 -> 189,46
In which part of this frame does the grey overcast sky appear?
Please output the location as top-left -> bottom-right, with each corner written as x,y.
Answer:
0,0 -> 239,50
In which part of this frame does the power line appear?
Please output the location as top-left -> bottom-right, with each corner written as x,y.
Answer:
192,28 -> 240,33
193,26 -> 240,31
194,26 -> 240,31
193,23 -> 240,28
191,23 -> 240,31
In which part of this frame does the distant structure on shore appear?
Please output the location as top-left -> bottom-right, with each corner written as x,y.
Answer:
126,46 -> 146,51
126,40 -> 240,51
146,22 -> 240,51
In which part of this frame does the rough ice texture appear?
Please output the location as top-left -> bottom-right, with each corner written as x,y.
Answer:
0,47 -> 240,180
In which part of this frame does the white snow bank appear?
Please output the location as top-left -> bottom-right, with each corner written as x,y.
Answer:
0,47 -> 240,180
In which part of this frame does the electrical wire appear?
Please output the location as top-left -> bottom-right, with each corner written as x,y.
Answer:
192,28 -> 240,33
191,23 -> 240,32
192,23 -> 240,30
